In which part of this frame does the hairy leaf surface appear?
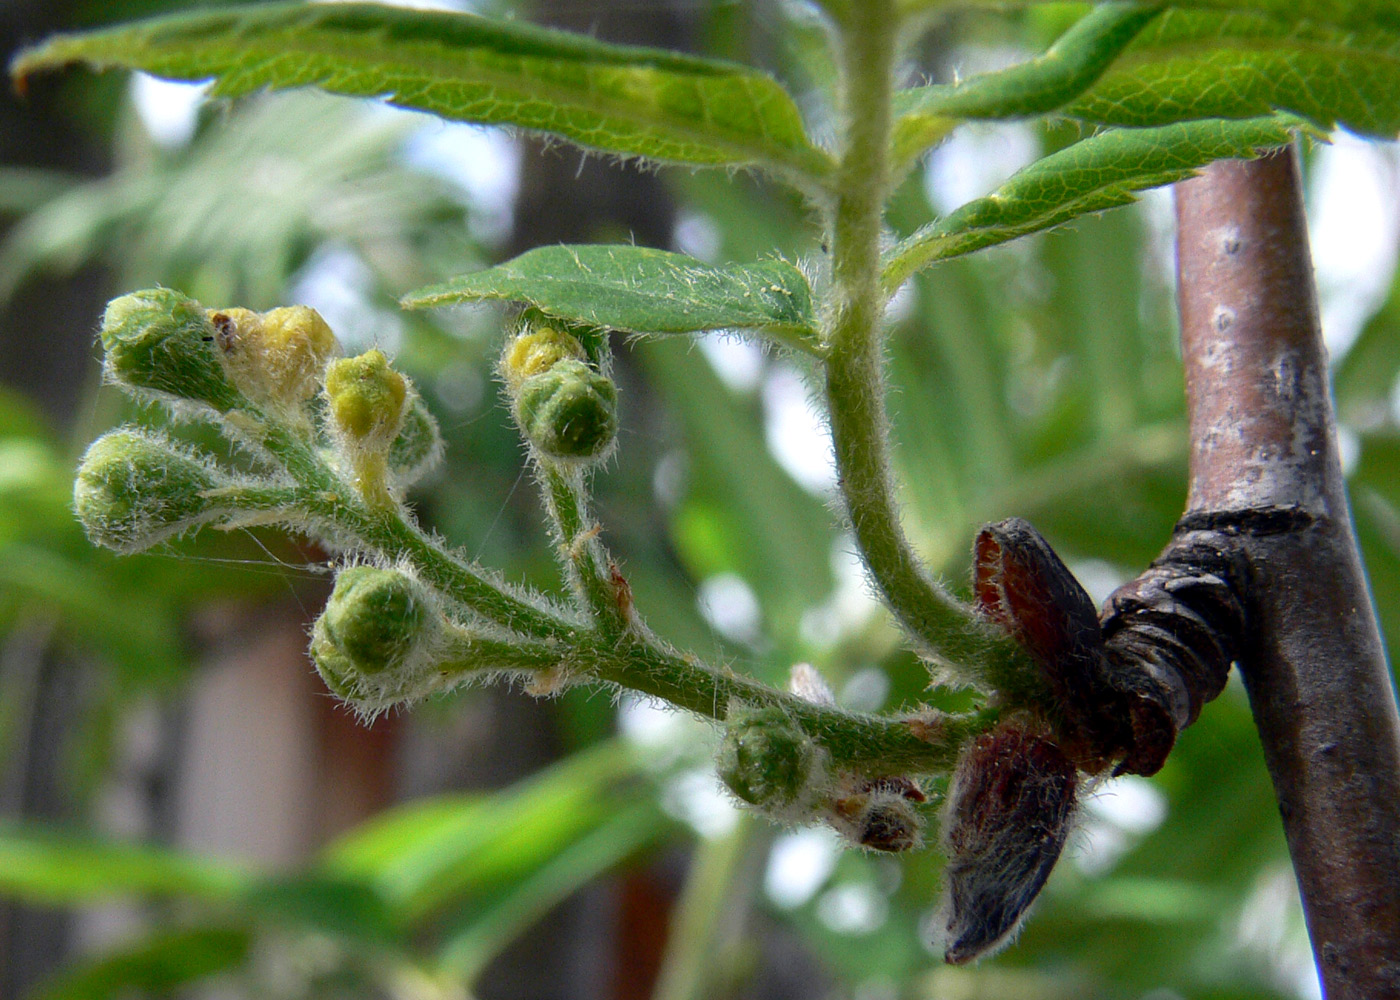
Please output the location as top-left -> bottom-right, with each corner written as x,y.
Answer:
1069,10 -> 1400,137
898,0 -> 1400,35
891,3 -> 1163,166
11,2 -> 833,183
884,115 -> 1301,287
404,245 -> 819,350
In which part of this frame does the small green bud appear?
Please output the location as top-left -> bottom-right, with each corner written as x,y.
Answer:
208,304 -> 339,413
500,325 -> 586,389
324,350 -> 409,451
717,705 -> 820,812
100,289 -> 242,411
313,566 -> 432,677
73,428 -> 226,553
387,394 -> 443,486
514,359 -> 618,460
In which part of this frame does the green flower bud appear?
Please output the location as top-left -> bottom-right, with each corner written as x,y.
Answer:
100,289 -> 242,411
387,393 -> 443,486
500,325 -> 586,390
324,350 -> 409,451
717,705 -> 820,812
73,428 -> 226,553
208,304 -> 339,413
514,359 -> 618,460
311,566 -> 436,691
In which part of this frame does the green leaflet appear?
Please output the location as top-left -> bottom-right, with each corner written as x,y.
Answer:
30,927 -> 251,1000
891,3 -> 1164,167
11,2 -> 833,187
897,0 -> 1400,35
882,114 -> 1303,288
403,245 -> 821,353
434,801 -> 670,980
0,825 -> 250,904
1068,10 -> 1400,137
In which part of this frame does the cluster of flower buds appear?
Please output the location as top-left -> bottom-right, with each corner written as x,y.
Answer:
499,320 -> 618,464
74,288 -> 443,555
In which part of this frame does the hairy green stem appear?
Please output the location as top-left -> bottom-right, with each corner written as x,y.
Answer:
822,5 -> 1026,681
258,421 -> 580,642
539,462 -> 626,634
251,325 -> 992,775
581,637 -> 981,773
323,497 -> 580,642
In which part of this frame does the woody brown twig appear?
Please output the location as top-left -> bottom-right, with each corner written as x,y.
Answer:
1140,146 -> 1400,997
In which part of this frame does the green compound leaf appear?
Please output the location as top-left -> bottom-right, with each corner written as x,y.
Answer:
403,245 -> 821,353
10,2 -> 833,187
883,114 -> 1304,288
1067,10 -> 1400,138
891,3 -> 1164,167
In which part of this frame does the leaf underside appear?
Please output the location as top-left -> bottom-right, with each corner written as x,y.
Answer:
884,114 -> 1304,287
404,245 -> 819,347
10,2 -> 832,184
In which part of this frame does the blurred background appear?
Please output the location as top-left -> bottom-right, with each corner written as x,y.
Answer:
1,1 -> 1398,998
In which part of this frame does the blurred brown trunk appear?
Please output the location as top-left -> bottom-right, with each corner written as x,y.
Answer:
1174,147 -> 1400,997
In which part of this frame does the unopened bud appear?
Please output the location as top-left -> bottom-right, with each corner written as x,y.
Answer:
100,289 -> 242,412
208,304 -> 338,414
73,428 -> 226,553
388,394 -> 443,486
717,705 -> 822,814
324,350 -> 409,451
514,359 -> 618,460
313,566 -> 434,679
500,325 -> 586,389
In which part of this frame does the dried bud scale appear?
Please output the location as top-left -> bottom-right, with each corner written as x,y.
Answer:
937,723 -> 1078,965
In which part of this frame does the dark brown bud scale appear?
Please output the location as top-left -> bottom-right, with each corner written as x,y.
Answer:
939,723 -> 1078,965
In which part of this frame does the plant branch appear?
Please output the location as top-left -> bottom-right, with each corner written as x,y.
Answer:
538,463 -> 627,635
821,4 -> 1036,690
298,487 -> 582,643
1173,147 -> 1400,997
577,636 -> 984,774
279,462 -> 985,774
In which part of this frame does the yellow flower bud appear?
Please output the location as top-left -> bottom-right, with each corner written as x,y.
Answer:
208,304 -> 338,414
500,326 -> 586,390
324,349 -> 409,451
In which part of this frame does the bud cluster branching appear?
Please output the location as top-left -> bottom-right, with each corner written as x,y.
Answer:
73,287 -> 990,851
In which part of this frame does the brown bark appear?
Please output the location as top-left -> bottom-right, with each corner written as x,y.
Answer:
1174,147 -> 1400,997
